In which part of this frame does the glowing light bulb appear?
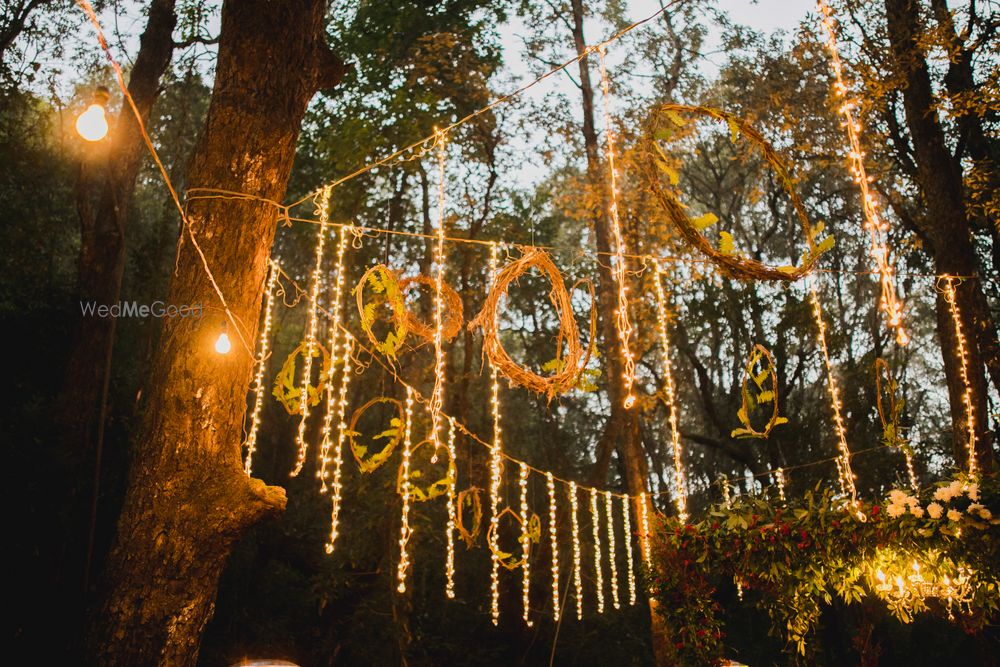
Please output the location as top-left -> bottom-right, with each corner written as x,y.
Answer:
76,103 -> 108,141
214,331 -> 232,354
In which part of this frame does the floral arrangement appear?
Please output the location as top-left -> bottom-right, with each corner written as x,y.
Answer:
647,475 -> 1000,663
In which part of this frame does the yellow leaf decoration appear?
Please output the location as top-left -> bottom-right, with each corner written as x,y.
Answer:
456,487 -> 483,548
272,341 -> 332,415
718,231 -> 735,255
355,264 -> 409,360
692,212 -> 719,231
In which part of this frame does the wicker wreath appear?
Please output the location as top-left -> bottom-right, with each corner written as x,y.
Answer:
456,486 -> 483,548
397,274 -> 464,343
468,248 -> 596,399
272,341 -> 331,415
731,344 -> 788,439
639,104 -> 834,282
355,264 -> 409,359
487,506 -> 528,570
396,439 -> 454,502
348,396 -> 404,473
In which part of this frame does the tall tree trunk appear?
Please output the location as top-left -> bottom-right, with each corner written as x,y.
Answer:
884,0 -> 995,473
567,1 -> 670,663
58,0 -> 177,452
87,1 -> 344,664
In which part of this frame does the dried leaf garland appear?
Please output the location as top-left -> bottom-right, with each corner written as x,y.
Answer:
468,248 -> 597,399
355,264 -> 409,359
396,439 -> 455,502
731,344 -> 788,439
487,506 -> 528,570
641,104 -> 835,282
348,396 -> 404,473
397,274 -> 464,342
457,486 -> 483,548
272,341 -> 332,415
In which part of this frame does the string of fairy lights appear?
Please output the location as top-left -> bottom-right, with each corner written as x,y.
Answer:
75,0 -> 990,632
816,0 -> 909,348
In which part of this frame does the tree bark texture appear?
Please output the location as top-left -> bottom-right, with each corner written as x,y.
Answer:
58,0 -> 177,452
88,1 -> 343,664
884,0 -> 995,473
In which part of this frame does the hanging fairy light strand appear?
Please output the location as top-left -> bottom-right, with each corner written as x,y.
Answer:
808,283 -> 858,502
445,417 -> 458,598
396,386 -> 416,593
621,495 -> 636,605
590,488 -> 606,614
546,472 -> 561,622
429,130 -> 449,460
940,276 -> 978,477
292,186 -> 332,477
487,243 -> 504,626
323,336 -> 354,554
597,46 -> 638,409
775,467 -> 787,502
318,225 -> 352,493
243,259 -> 279,476
569,481 -> 585,620
520,463 -> 533,627
604,490 -> 620,610
638,493 -> 652,568
651,260 -> 688,521
816,0 -> 908,347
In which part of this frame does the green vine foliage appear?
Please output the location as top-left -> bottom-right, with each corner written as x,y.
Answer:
647,476 -> 1000,663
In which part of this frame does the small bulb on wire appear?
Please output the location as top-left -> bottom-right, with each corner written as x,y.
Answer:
76,87 -> 109,142
215,322 -> 232,355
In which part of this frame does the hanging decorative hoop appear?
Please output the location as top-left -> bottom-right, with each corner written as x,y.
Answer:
272,341 -> 331,415
487,506 -> 528,570
640,104 -> 834,282
731,343 -> 788,439
349,396 -> 404,473
468,248 -> 596,399
398,274 -> 465,342
456,486 -> 483,548
355,264 -> 409,359
875,358 -> 906,447
396,440 -> 455,502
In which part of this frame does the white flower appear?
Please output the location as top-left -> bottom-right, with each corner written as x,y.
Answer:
966,483 -> 979,502
968,503 -> 992,520
909,505 -> 924,518
889,489 -> 908,505
927,502 -> 944,519
947,509 -> 962,522
886,503 -> 906,518
933,486 -> 954,502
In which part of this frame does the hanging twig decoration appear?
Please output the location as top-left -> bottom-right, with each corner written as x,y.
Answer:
731,344 -> 788,439
456,486 -> 483,548
355,264 -> 409,359
469,247 -> 597,399
398,274 -> 464,342
487,506 -> 529,570
396,440 -> 455,502
348,396 -> 404,473
272,341 -> 331,415
639,104 -> 834,282
875,358 -> 918,491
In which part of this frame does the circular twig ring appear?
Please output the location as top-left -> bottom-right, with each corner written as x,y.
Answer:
349,396 -> 404,473
468,248 -> 596,399
731,343 -> 787,439
640,104 -> 832,282
355,264 -> 409,359
487,506 -> 528,570
396,440 -> 454,502
272,341 -> 331,415
456,486 -> 483,548
398,274 -> 464,342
